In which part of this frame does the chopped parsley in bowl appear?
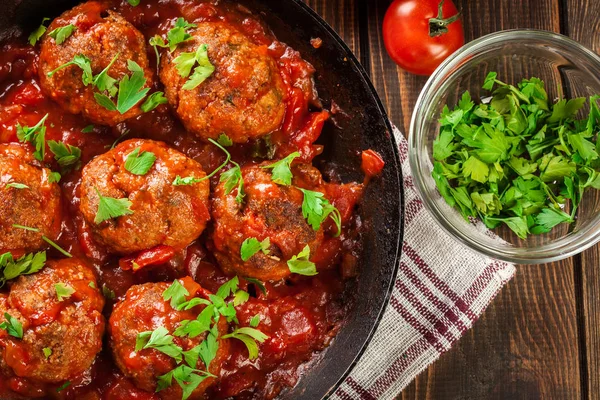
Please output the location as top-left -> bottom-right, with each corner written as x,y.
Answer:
410,30 -> 600,263
432,72 -> 600,239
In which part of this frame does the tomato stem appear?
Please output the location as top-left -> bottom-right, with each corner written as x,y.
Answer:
429,0 -> 460,37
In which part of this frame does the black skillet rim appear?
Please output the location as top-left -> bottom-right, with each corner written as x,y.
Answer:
285,0 -> 405,397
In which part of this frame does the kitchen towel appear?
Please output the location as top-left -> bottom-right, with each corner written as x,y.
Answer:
332,127 -> 516,400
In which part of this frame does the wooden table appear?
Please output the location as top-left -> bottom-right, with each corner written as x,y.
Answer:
301,0 -> 600,398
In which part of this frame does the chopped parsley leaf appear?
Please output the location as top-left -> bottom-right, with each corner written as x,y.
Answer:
135,326 -> 183,362
0,313 -> 23,339
47,54 -> 93,86
102,284 -> 116,300
250,315 -> 261,328
93,188 -> 134,224
172,176 -> 204,186
93,53 -> 119,97
56,381 -> 70,392
244,277 -> 267,295
141,91 -> 168,112
82,125 -> 95,133
48,140 -> 81,169
95,60 -> 150,114
262,151 -> 300,186
215,276 -> 239,299
157,365 -> 214,400
174,44 -> 215,90
233,290 -> 249,306
0,251 -> 46,287
220,165 -> 245,204
5,182 -> 29,189
163,279 -> 189,310
151,17 -> 197,59
55,283 -> 75,302
47,24 -> 76,45
124,147 -> 156,175
28,18 -> 49,46
240,237 -> 270,261
222,327 -> 268,360
287,245 -> 317,276
217,133 -> 233,147
299,189 -> 342,236
48,172 -> 61,183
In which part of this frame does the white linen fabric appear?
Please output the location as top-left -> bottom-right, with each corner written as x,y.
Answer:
332,127 -> 516,400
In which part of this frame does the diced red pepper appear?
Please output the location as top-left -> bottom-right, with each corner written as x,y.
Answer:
361,149 -> 385,177
119,245 -> 176,272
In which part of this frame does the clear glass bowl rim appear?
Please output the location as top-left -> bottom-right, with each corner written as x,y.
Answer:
409,29 -> 600,264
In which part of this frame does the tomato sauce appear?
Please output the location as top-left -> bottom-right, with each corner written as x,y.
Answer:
0,1 -> 384,399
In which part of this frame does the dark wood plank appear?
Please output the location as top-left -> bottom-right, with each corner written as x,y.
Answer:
302,0 -> 360,56
398,261 -> 581,400
361,0 -> 427,134
564,0 -> 600,397
358,0 -> 582,398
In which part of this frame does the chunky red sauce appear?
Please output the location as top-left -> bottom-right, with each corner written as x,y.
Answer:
0,1 -> 384,399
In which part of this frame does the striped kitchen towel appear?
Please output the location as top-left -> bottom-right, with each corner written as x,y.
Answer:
333,127 -> 516,399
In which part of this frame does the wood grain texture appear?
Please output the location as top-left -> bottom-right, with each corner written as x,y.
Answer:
302,0 -> 586,398
363,0 -> 428,134
564,0 -> 600,397
398,262 -> 581,400
302,0 -> 360,56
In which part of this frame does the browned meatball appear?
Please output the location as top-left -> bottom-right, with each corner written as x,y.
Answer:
0,258 -> 105,384
0,143 -> 62,255
79,139 -> 210,255
210,163 -> 324,281
38,2 -> 153,126
160,22 -> 286,143
109,280 -> 230,399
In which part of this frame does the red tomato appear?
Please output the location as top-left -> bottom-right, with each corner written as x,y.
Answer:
383,0 -> 465,75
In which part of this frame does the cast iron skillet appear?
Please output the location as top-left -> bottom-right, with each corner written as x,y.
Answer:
0,1 -> 404,398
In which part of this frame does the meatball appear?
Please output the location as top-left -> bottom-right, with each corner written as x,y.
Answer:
38,2 -> 153,126
160,22 -> 286,143
0,258 -> 105,384
79,139 -> 211,255
109,280 -> 230,399
0,143 -> 62,255
210,163 -> 325,281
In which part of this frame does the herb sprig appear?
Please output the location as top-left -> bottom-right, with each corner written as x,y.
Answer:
16,114 -> 49,161
49,54 -> 165,115
174,44 -> 215,90
136,278 -> 267,400
0,251 -> 46,288
10,225 -> 72,258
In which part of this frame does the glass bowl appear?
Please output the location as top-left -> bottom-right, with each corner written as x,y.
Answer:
409,29 -> 600,264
